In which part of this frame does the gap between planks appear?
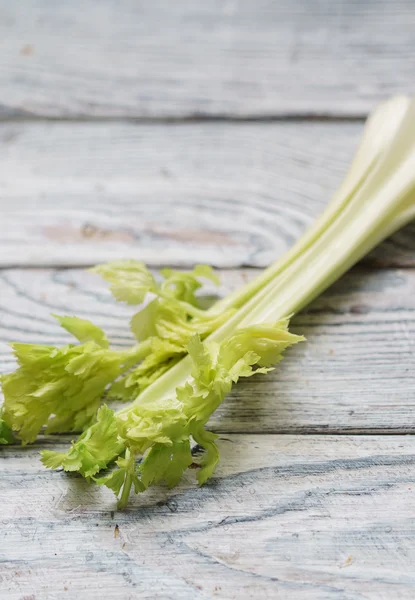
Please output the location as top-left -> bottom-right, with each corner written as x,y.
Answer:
4,430 -> 415,449
0,263 -> 414,271
0,114 -> 368,124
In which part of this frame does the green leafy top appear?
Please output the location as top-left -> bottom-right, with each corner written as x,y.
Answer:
90,260 -> 158,304
1,317 -> 133,444
91,260 -> 234,402
1,265 -> 227,442
42,404 -> 124,477
53,314 -> 110,348
42,321 -> 304,508
91,260 -> 218,309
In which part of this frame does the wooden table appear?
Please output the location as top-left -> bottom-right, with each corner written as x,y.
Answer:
1,2 -> 415,598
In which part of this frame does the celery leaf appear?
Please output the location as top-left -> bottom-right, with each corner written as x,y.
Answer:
1,341 -> 127,443
41,405 -> 123,477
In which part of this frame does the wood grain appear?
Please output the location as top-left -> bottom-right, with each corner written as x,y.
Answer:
0,0 -> 414,118
0,120 -> 414,268
1,434 -> 415,599
1,3 -> 414,597
1,266 -> 414,433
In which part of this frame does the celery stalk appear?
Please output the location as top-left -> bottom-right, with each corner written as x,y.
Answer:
212,95 -> 411,314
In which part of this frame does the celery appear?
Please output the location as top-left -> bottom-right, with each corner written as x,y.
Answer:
2,96 -> 414,508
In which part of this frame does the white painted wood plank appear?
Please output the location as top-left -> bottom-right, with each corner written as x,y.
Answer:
0,267 -> 414,433
0,0 -> 414,118
0,120 -> 413,268
1,434 -> 415,599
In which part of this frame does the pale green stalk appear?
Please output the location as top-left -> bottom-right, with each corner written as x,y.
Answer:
212,95 -> 410,313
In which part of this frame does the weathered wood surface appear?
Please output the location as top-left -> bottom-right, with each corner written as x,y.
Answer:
1,120 -> 414,268
1,266 -> 414,433
1,3 -> 414,597
0,0 -> 414,118
1,435 -> 415,599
